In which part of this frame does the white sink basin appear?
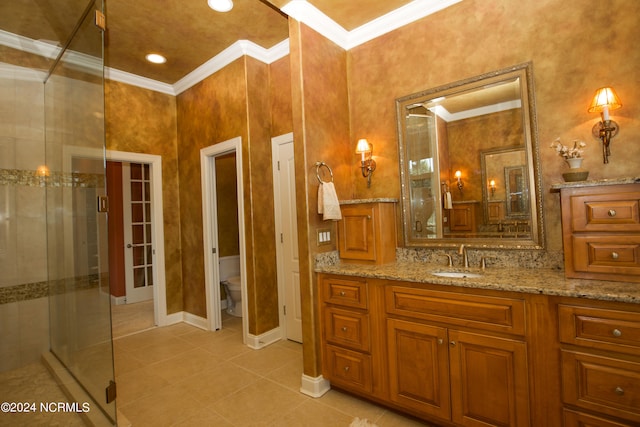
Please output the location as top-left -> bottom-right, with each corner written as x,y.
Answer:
432,271 -> 483,279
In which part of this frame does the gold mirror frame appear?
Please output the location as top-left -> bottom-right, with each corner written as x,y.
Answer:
396,62 -> 544,249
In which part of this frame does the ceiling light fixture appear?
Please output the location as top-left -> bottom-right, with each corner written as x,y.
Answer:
208,0 -> 233,12
145,53 -> 166,64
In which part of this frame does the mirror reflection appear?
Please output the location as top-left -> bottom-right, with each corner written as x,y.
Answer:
397,62 -> 544,248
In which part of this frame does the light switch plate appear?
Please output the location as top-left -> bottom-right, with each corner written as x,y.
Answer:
317,228 -> 332,246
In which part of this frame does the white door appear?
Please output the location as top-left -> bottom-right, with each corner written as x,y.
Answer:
122,162 -> 154,304
272,134 -> 302,342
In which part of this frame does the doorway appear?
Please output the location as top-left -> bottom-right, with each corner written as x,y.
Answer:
106,151 -> 168,333
201,137 -> 247,342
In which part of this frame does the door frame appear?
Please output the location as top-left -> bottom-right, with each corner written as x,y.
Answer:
106,150 -> 167,327
201,136 -> 247,340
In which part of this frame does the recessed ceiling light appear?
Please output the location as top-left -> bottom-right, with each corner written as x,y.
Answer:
208,0 -> 233,12
145,53 -> 166,64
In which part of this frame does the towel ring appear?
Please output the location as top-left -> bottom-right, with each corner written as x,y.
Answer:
315,162 -> 334,184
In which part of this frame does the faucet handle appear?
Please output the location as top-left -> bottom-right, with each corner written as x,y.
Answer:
443,254 -> 453,267
480,256 -> 494,270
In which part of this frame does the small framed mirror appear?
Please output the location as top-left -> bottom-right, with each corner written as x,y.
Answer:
396,62 -> 544,248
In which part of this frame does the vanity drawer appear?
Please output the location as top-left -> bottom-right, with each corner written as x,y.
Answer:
385,285 -> 525,335
563,409 -> 636,427
568,186 -> 640,232
571,235 -> 640,276
323,307 -> 370,351
324,345 -> 372,393
561,350 -> 640,423
322,276 -> 368,309
558,305 -> 640,355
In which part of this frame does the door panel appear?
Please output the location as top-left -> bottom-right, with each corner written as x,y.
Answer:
123,162 -> 153,303
274,137 -> 302,342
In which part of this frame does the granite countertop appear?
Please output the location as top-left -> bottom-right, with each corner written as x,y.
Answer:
339,198 -> 398,204
550,176 -> 640,190
316,261 -> 640,304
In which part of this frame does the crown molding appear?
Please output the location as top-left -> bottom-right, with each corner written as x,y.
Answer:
105,68 -> 176,95
3,1 -> 462,95
282,0 -> 463,50
172,39 -> 290,95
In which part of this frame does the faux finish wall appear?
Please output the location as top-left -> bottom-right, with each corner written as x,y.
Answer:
289,20 -> 352,377
176,57 -> 279,334
346,0 -> 640,252
105,80 -> 183,314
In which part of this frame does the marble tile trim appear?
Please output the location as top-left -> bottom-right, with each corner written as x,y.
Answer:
0,275 -> 101,305
0,168 -> 105,188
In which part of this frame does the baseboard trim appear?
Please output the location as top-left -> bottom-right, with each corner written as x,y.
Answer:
245,327 -> 282,349
110,295 -> 126,305
182,311 -> 209,330
300,374 -> 331,397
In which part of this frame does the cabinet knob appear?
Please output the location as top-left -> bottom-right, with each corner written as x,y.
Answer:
612,328 -> 622,337
367,215 -> 371,220
341,326 -> 348,332
615,386 -> 624,395
339,291 -> 346,296
438,338 -> 444,345
344,366 -> 350,372
611,252 -> 619,260
608,209 -> 617,217
450,341 -> 456,346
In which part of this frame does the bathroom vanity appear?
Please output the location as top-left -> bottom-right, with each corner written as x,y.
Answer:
316,264 -> 640,427
320,182 -> 640,426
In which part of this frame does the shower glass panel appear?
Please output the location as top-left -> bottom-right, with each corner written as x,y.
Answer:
45,0 -> 116,422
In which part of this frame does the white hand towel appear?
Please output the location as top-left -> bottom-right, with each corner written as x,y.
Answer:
443,191 -> 453,210
318,182 -> 342,220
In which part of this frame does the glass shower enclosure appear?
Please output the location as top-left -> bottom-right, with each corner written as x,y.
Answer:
44,0 -> 116,423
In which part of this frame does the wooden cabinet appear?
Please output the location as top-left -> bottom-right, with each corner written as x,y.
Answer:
319,275 -> 384,397
558,301 -> 640,425
449,201 -> 478,232
559,183 -> 640,282
337,201 -> 396,264
386,284 -> 530,426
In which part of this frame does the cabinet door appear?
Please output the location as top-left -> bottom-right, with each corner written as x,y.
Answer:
387,318 -> 451,419
338,205 -> 376,261
450,204 -> 475,232
449,330 -> 530,427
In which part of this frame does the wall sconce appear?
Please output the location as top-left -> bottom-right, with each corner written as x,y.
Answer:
588,87 -> 622,164
356,138 -> 376,188
454,170 -> 464,192
489,179 -> 496,197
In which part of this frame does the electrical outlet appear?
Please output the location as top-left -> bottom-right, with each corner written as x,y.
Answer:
317,229 -> 332,246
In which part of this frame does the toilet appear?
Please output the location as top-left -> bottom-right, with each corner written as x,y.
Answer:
224,275 -> 242,317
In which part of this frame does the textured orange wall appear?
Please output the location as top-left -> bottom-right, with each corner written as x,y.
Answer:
347,0 -> 640,251
290,20 -> 352,376
176,57 -> 279,334
104,80 -> 183,314
270,56 -> 293,137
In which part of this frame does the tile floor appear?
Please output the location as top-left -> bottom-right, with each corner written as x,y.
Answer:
1,301 -> 431,426
114,310 -> 430,427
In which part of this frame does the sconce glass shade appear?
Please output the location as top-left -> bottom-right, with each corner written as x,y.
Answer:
355,138 -> 371,154
587,87 -> 622,113
208,0 -> 233,12
454,170 -> 462,179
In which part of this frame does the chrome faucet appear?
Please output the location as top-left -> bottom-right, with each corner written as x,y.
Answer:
458,244 -> 469,268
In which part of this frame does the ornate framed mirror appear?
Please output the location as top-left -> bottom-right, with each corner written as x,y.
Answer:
396,62 -> 544,249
